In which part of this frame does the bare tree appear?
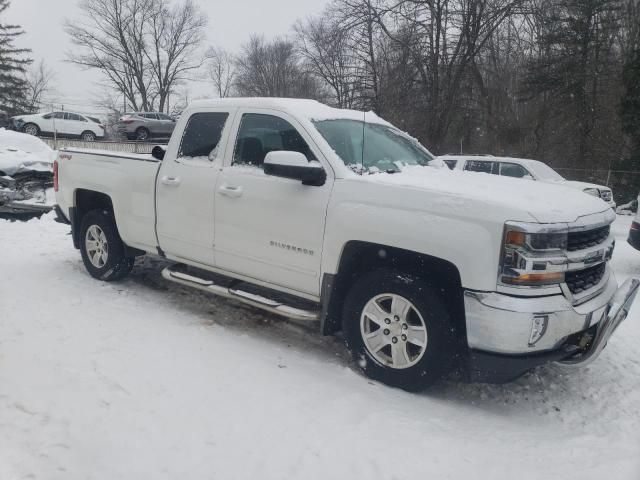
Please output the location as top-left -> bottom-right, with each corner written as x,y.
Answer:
65,0 -> 206,112
234,35 -> 325,99
145,0 -> 207,112
295,16 -> 361,108
205,46 -> 236,98
25,60 -> 55,113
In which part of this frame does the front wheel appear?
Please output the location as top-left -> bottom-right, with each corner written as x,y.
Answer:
23,123 -> 40,136
342,269 -> 456,391
79,210 -> 134,281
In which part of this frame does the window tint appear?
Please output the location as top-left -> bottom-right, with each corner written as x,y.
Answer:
52,112 -> 65,119
178,112 -> 229,158
464,160 -> 497,174
67,113 -> 86,122
234,113 -> 315,167
142,113 -> 158,120
443,160 -> 457,170
500,162 -> 530,178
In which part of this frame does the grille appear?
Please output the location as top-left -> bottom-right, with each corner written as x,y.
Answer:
567,226 -> 610,252
600,190 -> 612,202
565,263 -> 606,294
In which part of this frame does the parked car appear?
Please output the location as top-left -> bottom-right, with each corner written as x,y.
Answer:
11,111 -> 105,141
628,194 -> 640,250
0,110 -> 10,129
53,98 -> 638,390
437,155 -> 616,209
116,112 -> 176,141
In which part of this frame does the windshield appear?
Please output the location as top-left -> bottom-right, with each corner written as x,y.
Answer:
313,119 -> 434,173
527,160 -> 565,181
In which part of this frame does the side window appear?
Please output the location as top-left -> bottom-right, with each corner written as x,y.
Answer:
178,112 -> 229,159
464,160 -> 496,174
233,113 -> 315,167
443,160 -> 457,170
500,162 -> 530,178
53,112 -> 65,119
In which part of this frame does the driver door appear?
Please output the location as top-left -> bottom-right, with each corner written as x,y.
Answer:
214,110 -> 333,297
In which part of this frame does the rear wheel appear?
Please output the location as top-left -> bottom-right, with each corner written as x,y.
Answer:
342,269 -> 455,391
79,210 -> 134,281
81,131 -> 96,141
136,127 -> 150,141
23,123 -> 40,136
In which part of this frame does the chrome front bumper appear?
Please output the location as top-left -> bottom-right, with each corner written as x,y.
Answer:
464,272 -> 638,358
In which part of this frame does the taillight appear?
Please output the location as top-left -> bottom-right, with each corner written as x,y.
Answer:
53,160 -> 59,192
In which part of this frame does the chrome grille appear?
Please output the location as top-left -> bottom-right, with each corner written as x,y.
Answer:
567,226 -> 610,252
566,263 -> 606,294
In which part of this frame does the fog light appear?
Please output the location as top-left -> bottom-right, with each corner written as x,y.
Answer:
528,315 -> 548,347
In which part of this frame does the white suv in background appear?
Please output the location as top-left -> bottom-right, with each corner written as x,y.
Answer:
13,111 -> 105,141
437,155 -> 616,209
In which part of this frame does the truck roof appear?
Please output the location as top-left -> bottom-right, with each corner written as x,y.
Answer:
188,97 -> 390,125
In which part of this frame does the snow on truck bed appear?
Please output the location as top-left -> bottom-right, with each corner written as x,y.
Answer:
0,214 -> 639,479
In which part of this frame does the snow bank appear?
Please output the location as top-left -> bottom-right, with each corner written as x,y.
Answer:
0,128 -> 55,176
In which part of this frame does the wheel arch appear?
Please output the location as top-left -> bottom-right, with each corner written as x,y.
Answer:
321,241 -> 466,344
72,189 -> 114,249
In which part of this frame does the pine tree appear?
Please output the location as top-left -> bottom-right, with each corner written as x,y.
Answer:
0,0 -> 31,115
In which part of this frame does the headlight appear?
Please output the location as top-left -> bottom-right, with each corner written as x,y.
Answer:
583,188 -> 600,198
500,222 -> 567,286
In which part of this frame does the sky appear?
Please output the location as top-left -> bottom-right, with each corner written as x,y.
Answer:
7,0 -> 327,115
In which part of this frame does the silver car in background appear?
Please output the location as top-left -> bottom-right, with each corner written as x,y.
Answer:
116,112 -> 176,141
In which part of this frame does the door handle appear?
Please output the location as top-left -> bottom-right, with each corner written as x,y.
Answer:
161,176 -> 181,186
218,184 -> 243,198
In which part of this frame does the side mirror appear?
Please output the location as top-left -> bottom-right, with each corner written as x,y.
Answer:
264,151 -> 326,186
152,145 -> 166,161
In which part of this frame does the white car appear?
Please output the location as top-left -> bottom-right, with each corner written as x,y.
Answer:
437,155 -> 616,209
13,111 -> 105,142
54,98 -> 638,390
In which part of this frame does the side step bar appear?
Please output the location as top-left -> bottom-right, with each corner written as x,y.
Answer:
161,265 -> 320,322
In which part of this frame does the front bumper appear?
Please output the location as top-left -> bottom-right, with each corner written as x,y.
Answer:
464,274 -> 639,382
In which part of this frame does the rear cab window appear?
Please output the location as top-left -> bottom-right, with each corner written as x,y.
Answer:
178,112 -> 230,160
499,162 -> 531,178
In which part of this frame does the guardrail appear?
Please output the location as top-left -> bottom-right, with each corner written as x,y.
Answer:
41,138 -> 167,154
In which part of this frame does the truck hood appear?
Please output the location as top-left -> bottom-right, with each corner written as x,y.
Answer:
550,179 -> 610,191
366,166 -> 610,223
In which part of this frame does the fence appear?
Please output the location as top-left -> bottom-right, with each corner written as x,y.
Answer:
41,138 -> 166,155
554,168 -> 640,206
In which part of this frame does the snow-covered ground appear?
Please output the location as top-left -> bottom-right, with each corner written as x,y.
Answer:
1,214 -> 639,479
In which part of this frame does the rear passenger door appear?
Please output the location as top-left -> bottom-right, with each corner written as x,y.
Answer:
156,108 -> 236,266
66,113 -> 88,136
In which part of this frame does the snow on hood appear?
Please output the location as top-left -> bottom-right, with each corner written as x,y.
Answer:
366,165 -> 610,223
560,179 -> 610,191
0,129 -> 55,176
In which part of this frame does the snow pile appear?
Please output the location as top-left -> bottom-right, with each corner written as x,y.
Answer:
0,214 -> 639,479
0,128 -> 55,176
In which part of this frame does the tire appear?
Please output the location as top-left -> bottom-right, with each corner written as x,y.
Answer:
23,123 -> 40,136
135,127 -> 150,141
79,209 -> 134,281
342,269 -> 456,391
81,131 -> 96,141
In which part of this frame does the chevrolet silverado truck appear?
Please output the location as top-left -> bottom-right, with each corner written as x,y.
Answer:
54,98 -> 639,390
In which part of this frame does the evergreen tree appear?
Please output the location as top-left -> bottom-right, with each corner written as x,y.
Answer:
0,0 -> 31,115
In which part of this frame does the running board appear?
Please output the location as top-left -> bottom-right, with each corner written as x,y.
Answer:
161,265 -> 319,322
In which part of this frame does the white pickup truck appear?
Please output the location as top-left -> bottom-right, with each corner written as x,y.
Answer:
54,98 -> 639,390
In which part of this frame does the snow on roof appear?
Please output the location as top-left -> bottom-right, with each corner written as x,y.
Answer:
188,97 -> 390,125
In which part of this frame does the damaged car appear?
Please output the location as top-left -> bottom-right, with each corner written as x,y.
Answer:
0,128 -> 55,217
